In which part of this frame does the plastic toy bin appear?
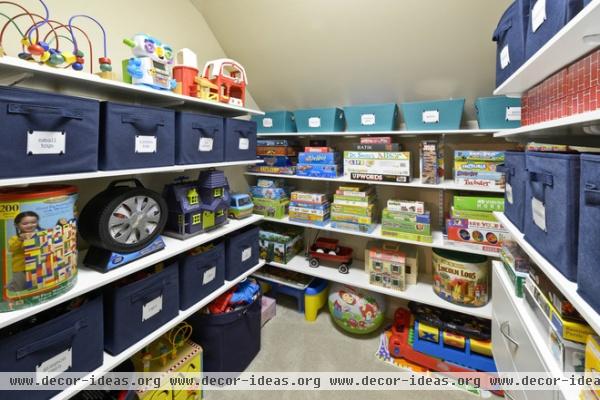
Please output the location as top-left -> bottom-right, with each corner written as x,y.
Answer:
493,1 -> 529,87
294,107 -> 345,132
99,102 -> 175,170
524,152 -> 580,281
252,111 -> 296,133
0,86 -> 100,179
498,151 -> 527,231
175,112 -> 224,165
400,98 -> 464,131
225,225 -> 260,281
475,96 -> 522,129
344,103 -> 399,132
178,241 -> 226,310
104,263 -> 180,355
0,294 -> 103,400
224,118 -> 257,161
188,294 -> 261,372
578,154 -> 600,313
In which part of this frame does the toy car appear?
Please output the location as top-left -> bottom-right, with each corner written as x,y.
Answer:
308,237 -> 353,274
229,193 -> 254,219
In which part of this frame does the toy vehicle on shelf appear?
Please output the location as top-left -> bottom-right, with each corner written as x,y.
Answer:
308,237 -> 353,274
201,59 -> 247,106
229,193 -> 254,219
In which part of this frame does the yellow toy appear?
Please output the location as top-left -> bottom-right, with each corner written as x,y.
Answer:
304,279 -> 329,321
417,322 -> 440,343
585,335 -> 600,399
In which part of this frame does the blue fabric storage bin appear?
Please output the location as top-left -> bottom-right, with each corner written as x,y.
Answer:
493,1 -> 529,87
99,102 -> 175,170
188,294 -> 261,372
104,263 -> 179,355
401,98 -> 465,131
524,152 -> 580,281
343,103 -> 398,132
577,154 -> 600,313
525,0 -> 583,59
0,86 -> 99,179
225,225 -> 260,281
498,151 -> 527,231
475,96 -> 522,129
175,112 -> 224,165
252,111 -> 296,133
179,241 -> 225,310
224,118 -> 257,161
0,294 -> 103,400
294,108 -> 345,132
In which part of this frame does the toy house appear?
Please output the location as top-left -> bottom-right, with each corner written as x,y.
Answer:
163,170 -> 230,237
365,242 -> 406,291
202,58 -> 247,106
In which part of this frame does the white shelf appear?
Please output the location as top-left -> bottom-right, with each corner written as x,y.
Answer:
269,255 -> 492,319
257,129 -> 501,137
494,211 -> 600,335
245,173 -> 505,194
52,260 -> 266,400
493,109 -> 600,145
0,215 -> 263,329
0,56 -> 264,117
262,215 -> 501,258
0,160 -> 263,188
494,0 -> 600,96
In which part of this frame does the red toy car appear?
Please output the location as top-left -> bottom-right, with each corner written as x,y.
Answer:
308,237 -> 353,274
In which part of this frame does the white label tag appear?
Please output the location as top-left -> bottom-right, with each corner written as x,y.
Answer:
142,295 -> 163,322
36,348 -> 72,383
506,183 -> 514,205
262,118 -> 273,128
27,131 -> 66,155
506,107 -> 521,121
500,45 -> 510,70
422,110 -> 439,124
199,137 -> 214,152
135,135 -> 157,153
532,197 -> 547,232
239,137 -> 249,150
361,113 -> 376,126
532,0 -> 547,33
308,117 -> 321,128
241,247 -> 252,262
203,266 -> 216,285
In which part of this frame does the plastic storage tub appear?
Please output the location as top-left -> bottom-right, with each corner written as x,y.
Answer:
188,294 -> 261,372
498,151 -> 527,231
178,241 -> 225,310
225,225 -> 260,280
577,154 -> 600,313
252,111 -> 296,133
0,294 -> 103,400
525,0 -> 583,59
475,96 -> 522,129
175,112 -> 224,165
0,86 -> 100,179
99,102 -> 175,170
224,119 -> 257,161
524,152 -> 580,281
104,263 -> 179,355
343,103 -> 399,132
294,107 -> 345,132
493,0 -> 530,87
401,98 -> 465,131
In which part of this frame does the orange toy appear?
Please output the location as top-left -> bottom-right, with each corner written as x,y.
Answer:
202,58 -> 247,107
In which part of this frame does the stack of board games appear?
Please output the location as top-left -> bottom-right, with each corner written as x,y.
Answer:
420,140 -> 444,184
445,195 -> 509,253
343,137 -> 412,183
250,178 -> 291,219
364,241 -> 419,292
295,146 -> 342,178
250,139 -> 301,175
454,151 -> 505,189
289,191 -> 331,226
330,185 -> 377,233
381,200 -> 433,243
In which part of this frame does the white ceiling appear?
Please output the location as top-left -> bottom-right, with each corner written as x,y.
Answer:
192,0 -> 512,120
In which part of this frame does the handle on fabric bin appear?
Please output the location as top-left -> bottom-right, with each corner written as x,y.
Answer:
107,179 -> 145,190
496,163 -> 514,176
528,171 -> 553,202
8,103 -> 83,120
16,319 -> 87,359
235,129 -> 249,138
130,283 -> 165,304
191,123 -> 218,137
492,18 -> 512,42
584,183 -> 600,206
121,114 -> 165,131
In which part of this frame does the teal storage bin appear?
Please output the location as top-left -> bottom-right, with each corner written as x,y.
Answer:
401,98 -> 465,131
475,96 -> 522,129
344,103 -> 398,131
252,111 -> 296,133
294,107 -> 345,132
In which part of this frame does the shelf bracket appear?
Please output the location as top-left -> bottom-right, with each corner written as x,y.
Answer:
1,71 -> 33,86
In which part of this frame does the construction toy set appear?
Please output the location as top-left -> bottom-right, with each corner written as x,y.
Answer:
454,151 -> 506,189
381,200 -> 433,243
420,140 -> 445,185
330,185 -> 377,233
289,191 -> 331,226
250,178 -> 291,219
365,241 -> 419,292
258,223 -> 304,264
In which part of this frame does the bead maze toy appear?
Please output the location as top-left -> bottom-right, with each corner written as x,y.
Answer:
123,33 -> 176,90
201,58 -> 247,106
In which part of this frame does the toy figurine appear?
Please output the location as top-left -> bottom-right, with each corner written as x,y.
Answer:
201,58 -> 247,106
123,34 -> 176,90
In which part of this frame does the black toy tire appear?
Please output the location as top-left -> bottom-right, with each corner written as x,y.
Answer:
338,264 -> 349,274
309,257 -> 320,268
